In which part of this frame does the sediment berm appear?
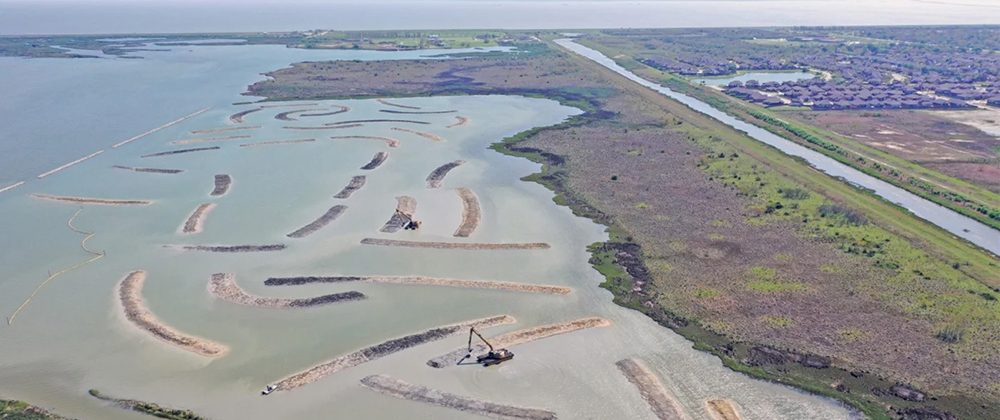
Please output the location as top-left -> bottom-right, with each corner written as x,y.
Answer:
141,146 -> 220,158
426,160 -> 465,188
380,196 -> 416,233
112,165 -> 183,174
192,125 -> 260,134
208,273 -> 364,308
454,187 -> 481,237
264,275 -> 571,295
326,119 -> 429,126
377,99 -> 421,110
283,124 -> 362,130
334,176 -> 366,199
270,315 -> 514,391
239,138 -> 315,148
181,203 -> 216,234
706,400 -> 742,420
427,317 -> 609,368
211,174 -> 231,196
229,108 -> 262,123
379,109 -> 457,114
299,105 -> 350,117
361,238 -> 550,250
361,151 -> 388,170
616,358 -> 689,420
171,135 -> 250,145
287,205 -> 347,238
447,116 -> 469,128
169,244 -> 286,253
360,374 -> 557,420
275,109 -> 320,121
391,127 -> 444,142
88,389 -> 206,420
330,135 -> 400,148
117,270 -> 227,357
31,193 -> 151,206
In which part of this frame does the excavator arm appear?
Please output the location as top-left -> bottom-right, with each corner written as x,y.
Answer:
467,327 -> 494,353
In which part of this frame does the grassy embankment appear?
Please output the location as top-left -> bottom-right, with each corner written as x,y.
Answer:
88,389 -> 204,420
0,399 -> 68,420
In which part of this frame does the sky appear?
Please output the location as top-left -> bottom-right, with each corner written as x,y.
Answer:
0,0 -> 998,35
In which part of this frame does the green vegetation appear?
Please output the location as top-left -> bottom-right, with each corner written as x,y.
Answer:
88,390 -> 204,420
0,399 -> 65,420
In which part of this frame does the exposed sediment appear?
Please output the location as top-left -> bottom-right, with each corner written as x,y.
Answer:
377,99 -> 421,110
427,317 -> 607,368
391,127 -> 444,142
265,275 -> 571,295
112,165 -> 184,174
117,271 -> 227,357
181,203 -> 216,234
270,315 -> 514,391
447,116 -> 469,128
31,193 -> 151,206
169,244 -> 285,253
239,138 -> 315,148
454,187 -> 481,237
360,374 -> 557,420
210,174 -> 232,196
705,400 -> 742,420
299,105 -> 350,117
330,135 -> 400,148
37,150 -> 104,178
361,238 -> 550,250
334,176 -> 366,199
361,151 -> 389,170
88,389 -> 206,420
326,119 -> 429,126
208,273 -> 364,308
113,107 -> 210,148
380,109 -> 457,114
140,146 -> 220,158
282,124 -> 363,130
170,135 -> 251,145
287,205 -> 347,238
380,196 -> 416,233
229,108 -> 262,123
426,160 -> 465,188
191,125 -> 260,135
616,358 -> 689,420
259,102 -> 319,108
274,109 -> 320,121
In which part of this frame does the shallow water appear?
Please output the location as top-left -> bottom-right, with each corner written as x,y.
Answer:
0,91 -> 853,419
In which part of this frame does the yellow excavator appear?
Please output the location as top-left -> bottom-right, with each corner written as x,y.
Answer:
463,327 -> 514,366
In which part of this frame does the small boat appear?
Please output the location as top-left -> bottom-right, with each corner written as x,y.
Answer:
261,385 -> 277,395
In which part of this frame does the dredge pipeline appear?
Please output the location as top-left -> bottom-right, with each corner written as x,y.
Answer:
211,174 -> 232,196
427,317 -> 608,368
361,152 -> 388,170
265,275 -> 571,295
117,271 -> 227,357
31,193 -> 151,206
426,160 -> 465,188
181,203 -> 216,234
268,315 -> 514,391
112,165 -> 183,174
616,359 -> 690,420
287,205 -> 347,238
380,196 -> 416,233
141,146 -> 220,158
334,176 -> 366,199
330,135 -> 400,148
208,273 -> 364,308
37,150 -> 104,179
361,238 -> 550,251
113,107 -> 210,148
0,181 -> 25,194
360,375 -> 557,420
391,127 -> 444,142
454,187 -> 481,238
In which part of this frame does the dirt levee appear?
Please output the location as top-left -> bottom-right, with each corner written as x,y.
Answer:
454,187 -> 481,237
360,374 -> 557,420
265,275 -> 571,295
31,193 -> 151,206
361,238 -> 549,250
616,358 -> 689,420
287,205 -> 347,238
426,160 -> 465,188
334,176 -> 366,199
361,151 -> 388,170
208,273 -> 363,308
181,203 -> 216,234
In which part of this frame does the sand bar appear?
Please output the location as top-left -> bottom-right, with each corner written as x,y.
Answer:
427,317 -> 609,368
210,174 -> 231,196
616,358 -> 689,420
169,244 -> 285,253
191,125 -> 260,135
330,135 -> 400,148
141,146 -> 220,158
361,238 -> 550,250
31,193 -> 151,206
334,176 -> 366,199
426,160 -> 465,188
208,273 -> 364,308
112,165 -> 183,174
361,151 -> 389,170
706,400 -> 742,420
265,275 -> 571,295
181,203 -> 216,234
360,374 -> 557,420
269,315 -> 514,391
377,99 -> 421,110
380,196 -> 416,233
287,205 -> 347,238
447,116 -> 469,128
171,135 -> 250,145
0,181 -> 25,194
113,107 -> 210,148
283,124 -> 363,130
229,108 -> 262,123
454,187 -> 481,237
37,150 -> 104,179
391,127 -> 444,142
118,271 -> 227,357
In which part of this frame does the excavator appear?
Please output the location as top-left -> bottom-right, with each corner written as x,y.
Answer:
463,327 -> 514,366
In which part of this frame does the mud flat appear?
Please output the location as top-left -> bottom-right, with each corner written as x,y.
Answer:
380,196 -> 416,233
229,108 -> 262,124
616,359 -> 689,420
112,165 -> 183,174
426,160 -> 465,188
361,151 -> 389,170
210,174 -> 232,196
360,374 -> 557,420
454,187 -> 481,238
380,109 -> 457,115
360,238 -> 550,251
181,203 -> 216,234
377,99 -> 421,110
391,127 -> 444,142
283,124 -> 363,130
169,244 -> 285,253
265,275 -> 571,295
140,146 -> 220,158
117,271 -> 227,357
208,273 -> 364,308
274,109 -> 321,121
37,150 -> 104,178
113,107 -> 210,148
705,400 -> 742,420
334,176 -> 366,199
31,193 -> 151,206
287,205 -> 348,238
239,138 -> 315,148
0,181 -> 25,194
326,119 -> 429,126
299,105 -> 350,117
269,315 -> 514,391
447,116 -> 469,128
330,135 -> 400,148
427,317 -> 606,368
191,125 -> 260,135
89,389 -> 206,420
170,135 -> 251,145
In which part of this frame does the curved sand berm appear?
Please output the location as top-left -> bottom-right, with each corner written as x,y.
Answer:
427,317 -> 609,368
616,358 -> 690,420
705,400 -> 742,420
360,374 -> 557,420
117,271 -> 227,357
377,99 -> 421,110
181,203 -> 216,234
283,124 -> 363,130
208,273 -> 364,308
211,174 -> 231,196
361,238 -> 550,250
380,196 -> 416,233
270,315 -> 514,392
299,105 -> 350,117
426,160 -> 465,188
454,187 -> 481,237
334,176 -> 366,199
447,116 -> 469,128
330,135 -> 400,148
264,275 -> 571,295
391,127 -> 444,142
379,109 -> 457,115
361,151 -> 389,170
275,109 -> 322,121
286,205 -> 348,238
229,108 -> 262,123
31,193 -> 151,206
